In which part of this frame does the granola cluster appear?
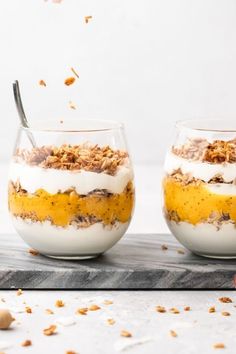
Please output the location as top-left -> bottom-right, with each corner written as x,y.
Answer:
15,144 -> 128,175
172,138 -> 236,163
168,169 -> 236,185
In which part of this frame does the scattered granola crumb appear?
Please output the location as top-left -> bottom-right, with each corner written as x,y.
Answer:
66,351 -> 77,354
25,307 -> 32,314
184,306 -> 191,311
213,343 -> 225,349
64,77 -> 76,86
85,15 -> 92,24
45,309 -> 54,315
222,311 -> 231,317
0,309 -> 15,329
104,300 -> 113,305
177,249 -> 185,255
21,340 -> 32,347
71,67 -> 79,79
169,308 -> 180,314
170,330 -> 177,338
39,80 -> 46,87
1,298 -> 6,303
17,289 -> 23,296
28,249 -> 39,256
43,324 -> 57,336
55,300 -> 65,308
156,306 -> 166,313
77,308 -> 88,316
209,307 -> 216,313
107,318 -> 116,326
60,120 -> 64,124
161,245 -> 168,251
88,305 -> 101,311
121,330 -> 132,338
219,297 -> 232,303
69,101 -> 76,110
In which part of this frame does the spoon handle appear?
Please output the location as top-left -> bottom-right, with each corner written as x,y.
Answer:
13,81 -> 36,147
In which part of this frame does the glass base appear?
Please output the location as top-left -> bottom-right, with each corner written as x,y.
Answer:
194,252 -> 236,260
44,254 -> 102,260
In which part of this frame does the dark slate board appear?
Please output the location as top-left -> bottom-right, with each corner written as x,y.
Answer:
0,233 -> 236,289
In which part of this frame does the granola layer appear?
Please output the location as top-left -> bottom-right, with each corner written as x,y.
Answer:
8,181 -> 134,228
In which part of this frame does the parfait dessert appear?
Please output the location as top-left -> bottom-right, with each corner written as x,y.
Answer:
8,120 -> 135,259
163,120 -> 236,258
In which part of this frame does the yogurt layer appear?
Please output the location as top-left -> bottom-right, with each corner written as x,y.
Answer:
168,220 -> 236,257
9,162 -> 134,195
12,217 -> 129,256
165,152 -> 236,183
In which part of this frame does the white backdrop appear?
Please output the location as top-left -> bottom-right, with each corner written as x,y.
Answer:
1,0 -> 236,163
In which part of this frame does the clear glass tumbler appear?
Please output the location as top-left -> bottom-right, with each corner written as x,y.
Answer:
163,119 -> 236,259
8,119 -> 135,259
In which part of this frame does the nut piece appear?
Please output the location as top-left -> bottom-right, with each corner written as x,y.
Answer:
121,330 -> 132,338
77,308 -> 88,316
64,77 -> 76,86
209,307 -> 216,313
219,297 -> 232,303
0,309 -> 15,329
213,343 -> 225,349
156,306 -> 166,313
88,304 -> 101,311
170,330 -> 177,337
43,324 -> 57,336
55,300 -> 65,308
21,340 -> 32,347
222,311 -> 231,317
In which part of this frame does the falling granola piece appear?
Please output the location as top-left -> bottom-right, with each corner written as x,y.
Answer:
43,324 -> 57,336
55,300 -> 65,308
39,80 -> 46,87
156,306 -> 166,313
64,77 -> 76,86
84,16 -> 92,24
88,304 -> 101,311
219,297 -> 233,303
213,343 -> 225,349
170,330 -> 177,338
71,67 -> 79,79
21,340 -> 32,347
107,318 -> 115,326
25,307 -> 32,314
28,249 -> 39,256
76,308 -> 88,316
121,330 -> 132,338
209,307 -> 216,313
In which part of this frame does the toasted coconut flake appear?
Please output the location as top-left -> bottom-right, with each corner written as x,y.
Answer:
219,297 -> 233,303
28,249 -> 39,256
43,324 -> 57,336
39,80 -> 46,87
64,77 -> 76,86
85,15 -> 92,23
213,343 -> 225,349
121,330 -> 132,338
21,340 -> 32,347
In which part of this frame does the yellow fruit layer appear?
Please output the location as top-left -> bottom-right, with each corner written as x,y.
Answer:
163,177 -> 236,225
8,182 -> 134,227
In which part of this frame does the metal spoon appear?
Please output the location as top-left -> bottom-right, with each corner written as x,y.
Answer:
13,80 -> 36,147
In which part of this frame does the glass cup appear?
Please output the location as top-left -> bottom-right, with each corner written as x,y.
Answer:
8,119 -> 135,259
163,119 -> 236,259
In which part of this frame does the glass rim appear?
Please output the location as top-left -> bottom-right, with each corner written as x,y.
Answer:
175,119 -> 236,133
20,119 -> 124,133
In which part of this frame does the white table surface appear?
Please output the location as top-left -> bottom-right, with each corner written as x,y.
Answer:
1,162 -> 235,354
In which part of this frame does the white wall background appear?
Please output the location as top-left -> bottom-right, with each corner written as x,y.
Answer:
1,0 -> 236,163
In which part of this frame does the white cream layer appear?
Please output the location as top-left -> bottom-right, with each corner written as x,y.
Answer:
165,152 -> 236,183
12,217 -> 129,256
168,220 -> 236,257
9,162 -> 133,195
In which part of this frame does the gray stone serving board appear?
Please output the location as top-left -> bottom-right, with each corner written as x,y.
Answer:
0,233 -> 236,289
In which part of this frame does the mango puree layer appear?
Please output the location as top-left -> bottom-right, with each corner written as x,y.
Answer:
163,176 -> 236,225
8,182 -> 134,227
